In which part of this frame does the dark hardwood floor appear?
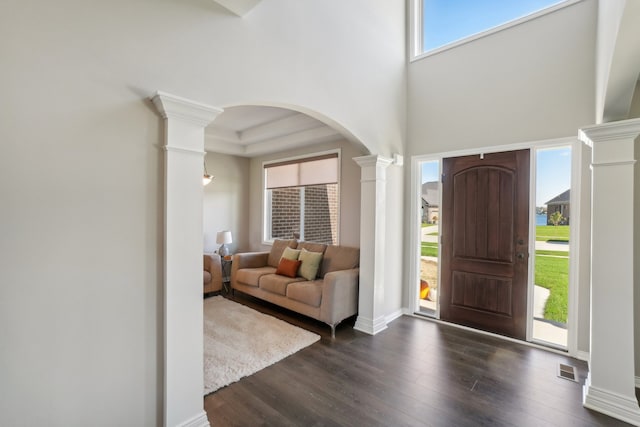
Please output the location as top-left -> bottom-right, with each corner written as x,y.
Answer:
204,293 -> 633,426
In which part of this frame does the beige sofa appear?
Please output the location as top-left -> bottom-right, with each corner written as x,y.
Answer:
231,239 -> 360,337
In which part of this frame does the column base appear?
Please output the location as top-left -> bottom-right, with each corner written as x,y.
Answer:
354,315 -> 388,335
583,372 -> 640,426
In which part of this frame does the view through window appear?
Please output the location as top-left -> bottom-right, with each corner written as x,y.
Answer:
533,146 -> 571,348
421,0 -> 566,53
419,160 -> 440,315
264,153 -> 339,245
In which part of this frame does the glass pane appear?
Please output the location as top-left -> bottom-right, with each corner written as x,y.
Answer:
422,0 -> 565,52
419,160 -> 440,315
269,187 -> 301,240
532,146 -> 570,348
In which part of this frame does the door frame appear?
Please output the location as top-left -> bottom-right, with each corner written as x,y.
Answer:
408,137 -> 580,356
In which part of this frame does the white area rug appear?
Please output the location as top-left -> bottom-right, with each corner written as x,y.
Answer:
203,295 -> 320,395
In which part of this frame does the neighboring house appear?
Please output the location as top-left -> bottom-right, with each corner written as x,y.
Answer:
545,189 -> 570,225
421,181 -> 439,224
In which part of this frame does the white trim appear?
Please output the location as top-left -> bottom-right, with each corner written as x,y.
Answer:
410,0 -> 584,62
591,160 -> 637,168
354,315 -> 388,336
178,411 -> 210,427
385,308 -> 405,324
583,373 -> 640,426
579,117 -> 640,145
526,151 -> 537,342
164,146 -> 205,156
151,91 -> 223,126
567,140 -> 582,357
575,350 -> 589,362
408,0 -> 423,59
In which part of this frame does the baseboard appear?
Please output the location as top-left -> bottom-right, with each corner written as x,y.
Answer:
385,308 -> 404,324
354,315 -> 388,335
583,373 -> 640,426
178,410 -> 210,427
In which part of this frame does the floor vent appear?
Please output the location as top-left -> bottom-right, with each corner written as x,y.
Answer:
558,363 -> 577,382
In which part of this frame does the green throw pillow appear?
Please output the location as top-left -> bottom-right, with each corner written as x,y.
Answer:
298,248 -> 323,281
281,246 -> 301,260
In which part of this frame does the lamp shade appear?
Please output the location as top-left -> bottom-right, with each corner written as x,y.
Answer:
216,231 -> 232,245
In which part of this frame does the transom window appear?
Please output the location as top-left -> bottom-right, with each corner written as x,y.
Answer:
264,151 -> 340,245
414,0 -> 573,57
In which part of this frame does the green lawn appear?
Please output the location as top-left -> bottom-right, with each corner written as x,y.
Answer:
535,255 -> 568,324
536,225 -> 569,242
421,242 -> 438,257
535,250 -> 569,257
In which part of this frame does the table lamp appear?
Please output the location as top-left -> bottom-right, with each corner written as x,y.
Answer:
216,231 -> 232,257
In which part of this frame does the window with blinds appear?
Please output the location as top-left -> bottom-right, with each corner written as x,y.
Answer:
264,152 -> 340,244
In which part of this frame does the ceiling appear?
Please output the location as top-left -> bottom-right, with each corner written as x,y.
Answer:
205,106 -> 345,157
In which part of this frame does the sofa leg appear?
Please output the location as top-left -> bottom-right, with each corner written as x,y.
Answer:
330,324 -> 336,339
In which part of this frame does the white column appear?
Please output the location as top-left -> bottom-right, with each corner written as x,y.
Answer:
579,118 -> 640,426
353,155 -> 393,335
152,92 -> 222,427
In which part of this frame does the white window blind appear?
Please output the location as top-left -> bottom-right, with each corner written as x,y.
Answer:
265,153 -> 338,189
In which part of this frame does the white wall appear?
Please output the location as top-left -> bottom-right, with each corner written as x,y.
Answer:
408,0 -> 596,153
595,0 -> 627,123
203,152 -> 250,254
248,140 -> 367,251
0,1 -> 404,425
385,163 -> 405,319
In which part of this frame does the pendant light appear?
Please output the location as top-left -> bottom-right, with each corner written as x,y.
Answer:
203,158 -> 214,186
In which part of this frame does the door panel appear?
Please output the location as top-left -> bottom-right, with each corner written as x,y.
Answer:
441,150 -> 529,340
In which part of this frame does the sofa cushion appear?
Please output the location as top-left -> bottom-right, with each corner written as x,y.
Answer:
259,274 -> 305,295
275,258 -> 301,278
267,239 -> 298,268
203,270 -> 212,284
297,241 -> 327,254
298,248 -> 324,281
281,246 -> 301,261
320,245 -> 360,278
236,266 -> 277,287
287,280 -> 323,307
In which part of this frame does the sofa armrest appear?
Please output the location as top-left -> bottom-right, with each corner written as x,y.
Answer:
320,268 -> 359,325
232,252 -> 270,269
230,251 -> 270,287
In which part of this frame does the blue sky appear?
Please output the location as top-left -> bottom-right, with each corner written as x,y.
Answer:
423,0 -> 564,51
421,146 -> 571,207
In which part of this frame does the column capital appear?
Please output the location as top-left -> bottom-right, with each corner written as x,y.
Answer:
579,118 -> 640,165
151,91 -> 223,127
353,154 -> 393,169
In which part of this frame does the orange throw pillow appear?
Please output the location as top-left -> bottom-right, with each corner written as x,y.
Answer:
276,258 -> 302,278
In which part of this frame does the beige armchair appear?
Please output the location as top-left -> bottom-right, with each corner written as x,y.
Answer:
203,254 -> 223,294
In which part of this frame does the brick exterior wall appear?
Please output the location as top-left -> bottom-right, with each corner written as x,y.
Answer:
270,187 -> 301,240
270,184 -> 338,244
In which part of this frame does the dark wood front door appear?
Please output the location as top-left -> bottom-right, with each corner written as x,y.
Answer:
440,150 -> 530,340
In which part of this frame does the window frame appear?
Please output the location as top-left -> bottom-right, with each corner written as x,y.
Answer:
262,149 -> 341,245
410,0 -> 584,61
